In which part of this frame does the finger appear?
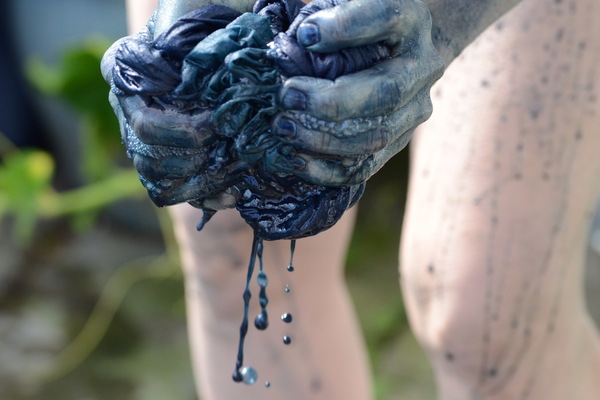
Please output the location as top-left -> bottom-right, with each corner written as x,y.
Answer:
271,113 -> 392,156
279,53 -> 442,121
101,37 -> 128,83
291,128 -> 414,186
268,90 -> 432,186
132,152 -> 209,181
296,0 -> 431,52
118,95 -> 215,148
274,88 -> 432,157
140,159 -> 249,207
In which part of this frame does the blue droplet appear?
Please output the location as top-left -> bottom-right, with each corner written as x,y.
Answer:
281,313 -> 293,323
283,335 -> 292,345
232,369 -> 243,382
284,284 -> 291,293
287,264 -> 294,272
254,313 -> 268,330
265,381 -> 271,388
257,271 -> 268,288
240,366 -> 258,385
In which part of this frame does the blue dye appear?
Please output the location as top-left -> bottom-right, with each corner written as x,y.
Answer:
283,336 -> 292,345
287,239 -> 296,271
255,240 -> 269,330
254,312 -> 268,330
233,234 -> 261,382
281,313 -> 293,323
240,366 -> 258,385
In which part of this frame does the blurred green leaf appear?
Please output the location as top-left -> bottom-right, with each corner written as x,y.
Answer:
26,37 -> 124,181
0,149 -> 55,241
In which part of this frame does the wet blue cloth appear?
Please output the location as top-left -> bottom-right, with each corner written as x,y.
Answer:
108,0 -> 390,240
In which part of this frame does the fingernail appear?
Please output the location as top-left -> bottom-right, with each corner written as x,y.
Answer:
291,157 -> 306,170
274,117 -> 297,139
282,88 -> 307,111
297,23 -> 320,47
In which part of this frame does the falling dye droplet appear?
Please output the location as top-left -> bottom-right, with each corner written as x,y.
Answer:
257,271 -> 268,287
232,369 -> 243,382
283,335 -> 292,345
240,366 -> 258,385
254,312 -> 268,330
256,241 -> 269,330
232,234 -> 261,383
284,284 -> 291,293
281,313 -> 293,323
287,240 -> 296,271
265,381 -> 271,388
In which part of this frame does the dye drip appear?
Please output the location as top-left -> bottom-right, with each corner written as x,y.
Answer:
284,284 -> 291,293
254,241 -> 269,330
232,234 -> 298,384
287,240 -> 296,271
240,366 -> 258,385
281,313 -> 293,323
232,234 -> 261,383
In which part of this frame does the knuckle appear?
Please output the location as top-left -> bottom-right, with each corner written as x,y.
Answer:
315,85 -> 343,121
377,74 -> 405,112
411,0 -> 432,26
418,92 -> 434,122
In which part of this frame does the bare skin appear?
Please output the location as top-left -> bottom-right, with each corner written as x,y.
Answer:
401,0 -> 600,398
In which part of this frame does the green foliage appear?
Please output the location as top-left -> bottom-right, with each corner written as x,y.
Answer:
0,147 -> 55,241
27,37 -> 124,181
0,37 -> 145,244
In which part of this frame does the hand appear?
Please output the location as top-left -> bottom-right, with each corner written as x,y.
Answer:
267,0 -> 444,186
101,7 -> 249,210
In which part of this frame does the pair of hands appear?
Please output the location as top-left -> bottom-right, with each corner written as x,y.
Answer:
103,0 -> 444,210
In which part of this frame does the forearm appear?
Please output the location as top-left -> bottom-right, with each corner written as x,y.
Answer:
424,0 -> 522,64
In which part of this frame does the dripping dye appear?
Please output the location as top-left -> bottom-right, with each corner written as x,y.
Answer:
232,234 -> 297,384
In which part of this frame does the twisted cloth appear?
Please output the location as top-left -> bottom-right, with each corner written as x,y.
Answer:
105,0 -> 391,240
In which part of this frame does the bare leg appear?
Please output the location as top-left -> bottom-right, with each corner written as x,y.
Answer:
124,1 -> 371,399
401,0 -> 600,398
170,205 -> 372,400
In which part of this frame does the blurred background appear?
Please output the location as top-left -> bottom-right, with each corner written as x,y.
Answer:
0,1 -> 599,399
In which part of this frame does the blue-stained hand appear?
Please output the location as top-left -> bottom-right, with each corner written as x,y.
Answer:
269,0 -> 444,186
101,6 -> 251,210
101,0 -> 442,239
101,0 -> 372,239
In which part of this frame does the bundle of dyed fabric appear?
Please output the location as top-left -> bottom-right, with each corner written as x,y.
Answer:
103,0 -> 391,240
